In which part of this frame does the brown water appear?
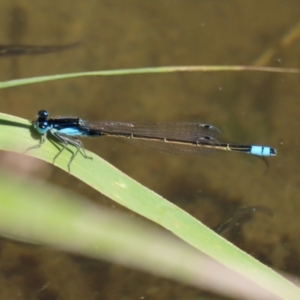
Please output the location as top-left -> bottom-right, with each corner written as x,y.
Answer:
0,1 -> 300,299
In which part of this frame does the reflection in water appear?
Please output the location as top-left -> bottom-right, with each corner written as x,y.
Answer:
214,205 -> 273,236
7,5 -> 28,43
3,4 -> 80,79
0,42 -> 80,57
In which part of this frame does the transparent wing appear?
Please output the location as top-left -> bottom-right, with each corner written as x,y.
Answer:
84,121 -> 221,142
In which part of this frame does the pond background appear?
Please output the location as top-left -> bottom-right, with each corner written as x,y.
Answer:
0,1 -> 300,299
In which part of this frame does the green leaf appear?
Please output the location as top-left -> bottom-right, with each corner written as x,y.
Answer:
0,65 -> 300,89
0,112 -> 299,299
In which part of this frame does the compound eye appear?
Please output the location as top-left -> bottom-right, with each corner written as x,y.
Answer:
37,110 -> 48,118
40,121 -> 48,129
35,120 -> 49,134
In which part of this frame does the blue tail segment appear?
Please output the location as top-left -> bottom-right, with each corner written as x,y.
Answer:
250,145 -> 277,156
223,144 -> 277,156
